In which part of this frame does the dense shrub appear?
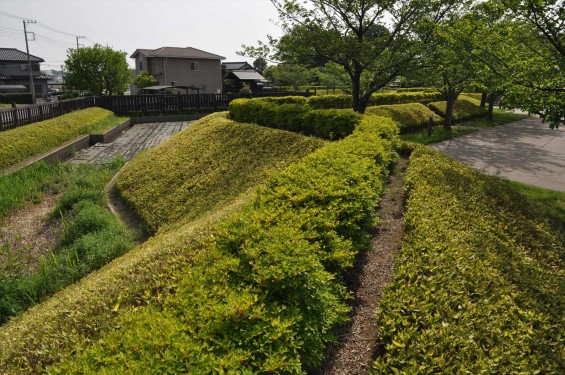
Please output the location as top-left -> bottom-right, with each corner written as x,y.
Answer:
0,115 -> 399,373
365,103 -> 442,132
115,113 -> 327,234
50,115 -> 398,373
428,95 -> 487,122
229,98 -> 361,139
307,92 -> 444,109
0,108 -> 124,170
374,146 -> 565,373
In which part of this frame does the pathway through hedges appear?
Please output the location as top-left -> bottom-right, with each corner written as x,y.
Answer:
316,157 -> 407,375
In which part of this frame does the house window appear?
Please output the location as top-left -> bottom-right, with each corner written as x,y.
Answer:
139,61 -> 143,71
190,61 -> 199,71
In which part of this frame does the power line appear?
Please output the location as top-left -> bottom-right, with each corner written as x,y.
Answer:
0,11 -> 26,21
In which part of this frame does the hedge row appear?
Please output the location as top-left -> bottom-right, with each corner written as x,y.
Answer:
50,115 -> 399,373
374,146 -> 565,373
229,98 -> 361,139
115,112 -> 327,234
365,103 -> 442,133
0,108 -> 122,170
308,92 -> 444,109
428,95 -> 487,122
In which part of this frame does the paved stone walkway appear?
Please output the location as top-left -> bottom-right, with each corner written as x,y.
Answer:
431,117 -> 565,191
71,122 -> 190,164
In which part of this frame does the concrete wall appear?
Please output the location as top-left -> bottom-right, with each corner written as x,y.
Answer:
133,56 -> 223,94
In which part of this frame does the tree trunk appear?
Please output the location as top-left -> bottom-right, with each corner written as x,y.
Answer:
351,71 -> 364,113
487,93 -> 495,120
444,92 -> 457,131
480,92 -> 487,108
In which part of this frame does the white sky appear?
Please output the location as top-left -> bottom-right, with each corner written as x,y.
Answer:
0,0 -> 282,70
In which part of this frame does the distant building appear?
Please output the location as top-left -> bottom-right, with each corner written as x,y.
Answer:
0,48 -> 49,97
222,61 -> 268,93
130,46 -> 225,94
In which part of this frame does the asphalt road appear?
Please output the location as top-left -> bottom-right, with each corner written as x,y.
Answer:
431,117 -> 564,191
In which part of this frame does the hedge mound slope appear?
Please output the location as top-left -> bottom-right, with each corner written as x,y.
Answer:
115,112 -> 327,234
0,108 -> 122,170
374,146 -> 564,373
0,115 -> 399,373
428,95 -> 487,122
365,103 -> 442,132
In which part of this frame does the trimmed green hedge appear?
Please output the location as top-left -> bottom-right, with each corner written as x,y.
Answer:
0,108 -> 123,170
0,115 -> 399,373
229,98 -> 362,139
428,95 -> 487,122
307,92 -> 444,110
115,112 -> 327,234
374,146 -> 565,373
365,103 -> 442,133
50,115 -> 398,373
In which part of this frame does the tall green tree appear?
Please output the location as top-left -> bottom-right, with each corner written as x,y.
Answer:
269,64 -> 313,90
133,72 -> 158,89
64,44 -> 131,96
241,0 -> 465,113
253,57 -> 268,74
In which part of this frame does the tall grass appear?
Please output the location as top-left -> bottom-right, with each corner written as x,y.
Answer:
0,159 -> 134,324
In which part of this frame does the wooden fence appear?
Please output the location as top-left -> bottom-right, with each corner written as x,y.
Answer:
0,92 -> 312,131
0,97 -> 96,131
95,92 -> 313,116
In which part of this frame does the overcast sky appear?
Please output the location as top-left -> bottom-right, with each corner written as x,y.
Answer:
0,0 -> 282,70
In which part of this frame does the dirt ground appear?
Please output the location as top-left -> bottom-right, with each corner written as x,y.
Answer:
315,158 -> 407,375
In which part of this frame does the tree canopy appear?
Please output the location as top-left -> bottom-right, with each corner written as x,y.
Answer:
133,72 -> 158,89
64,44 -> 131,96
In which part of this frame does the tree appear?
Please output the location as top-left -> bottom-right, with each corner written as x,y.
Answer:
133,72 -> 158,89
64,44 -> 131,96
313,62 -> 350,93
270,64 -> 313,90
241,0 -> 464,113
253,57 -> 268,74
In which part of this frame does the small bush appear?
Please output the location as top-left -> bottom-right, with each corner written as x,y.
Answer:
374,146 -> 564,373
365,103 -> 442,133
428,96 -> 487,122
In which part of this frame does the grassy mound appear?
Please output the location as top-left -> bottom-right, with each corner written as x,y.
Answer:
428,95 -> 487,122
374,146 -> 565,373
0,108 -> 124,170
115,112 -> 327,234
365,103 -> 442,132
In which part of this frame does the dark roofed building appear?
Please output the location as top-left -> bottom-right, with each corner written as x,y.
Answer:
222,61 -> 268,93
130,46 -> 225,94
0,48 -> 49,97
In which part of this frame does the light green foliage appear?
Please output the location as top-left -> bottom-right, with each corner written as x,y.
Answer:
50,115 -> 398,373
365,103 -> 442,132
0,108 -> 123,170
115,112 -> 327,234
374,146 -> 565,373
132,72 -> 158,89
0,113 -> 398,373
428,95 -> 487,122
64,44 -> 131,95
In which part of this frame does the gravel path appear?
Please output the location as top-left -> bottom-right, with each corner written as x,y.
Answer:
316,158 -> 407,375
71,122 -> 190,164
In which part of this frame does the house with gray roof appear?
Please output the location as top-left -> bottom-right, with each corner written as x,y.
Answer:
0,48 -> 49,97
130,47 -> 225,94
222,61 -> 268,93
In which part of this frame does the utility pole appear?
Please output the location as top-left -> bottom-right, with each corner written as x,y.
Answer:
23,19 -> 37,104
76,35 -> 85,49
61,65 -> 65,93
